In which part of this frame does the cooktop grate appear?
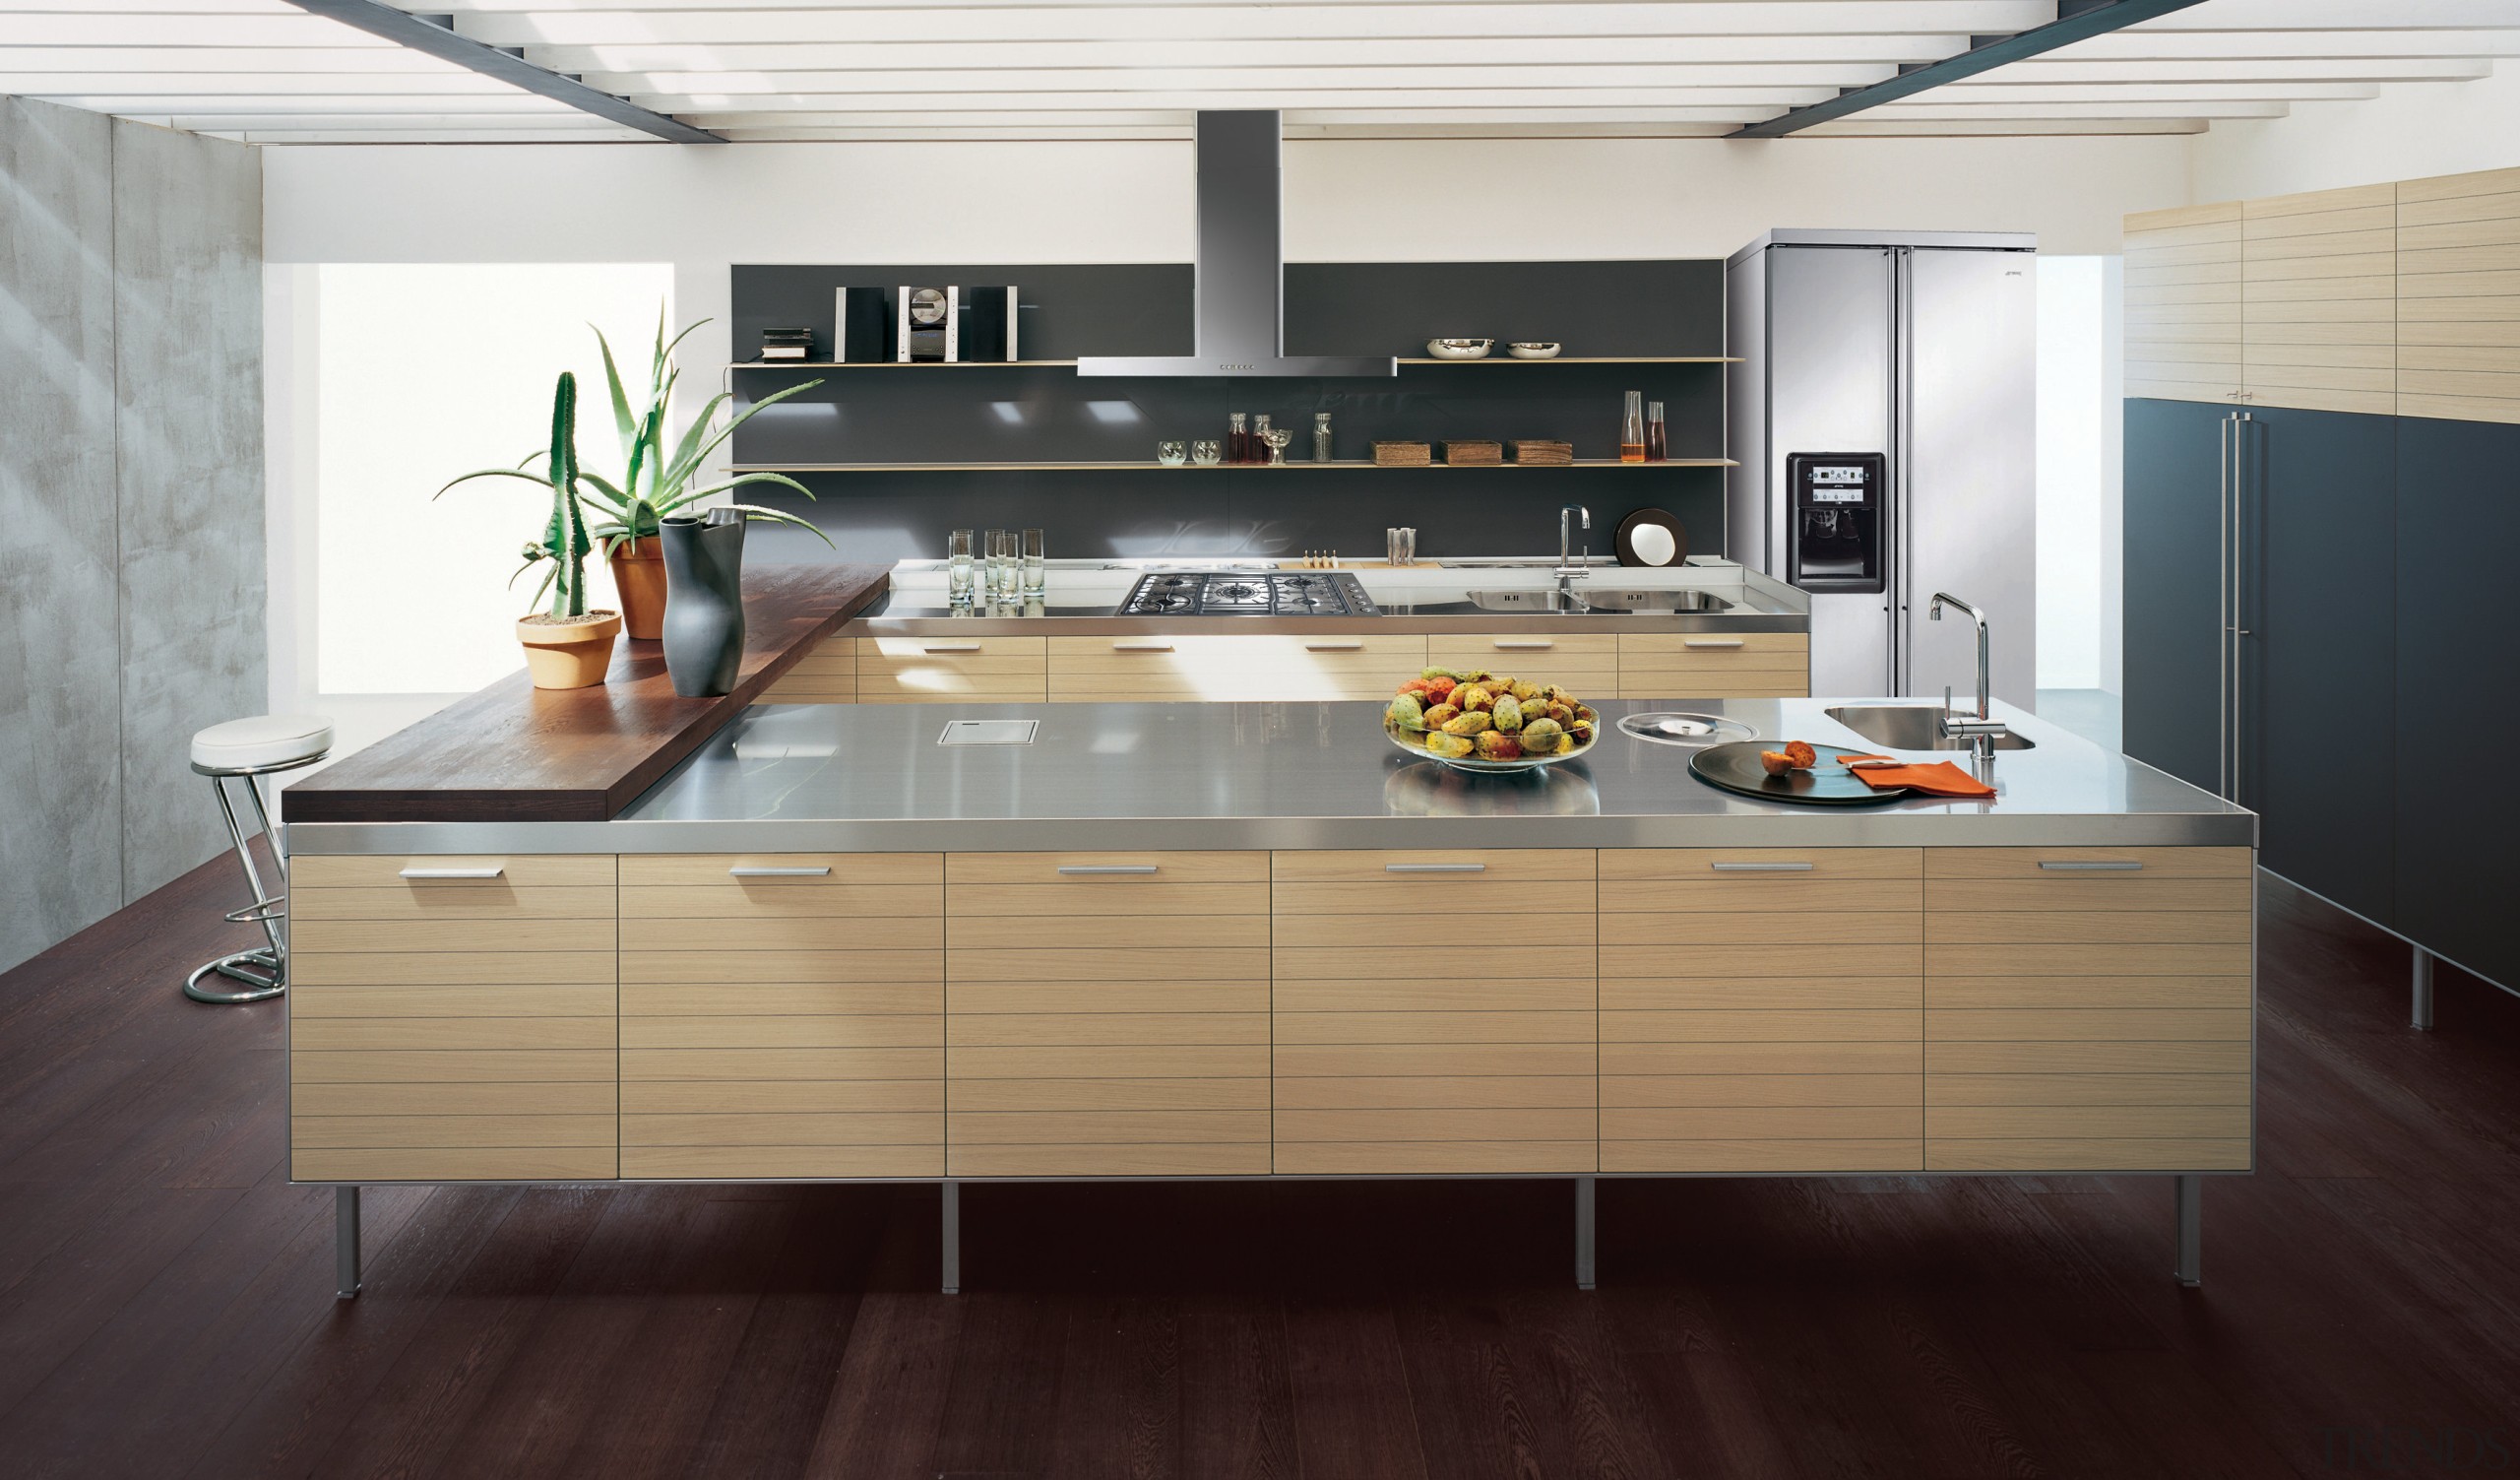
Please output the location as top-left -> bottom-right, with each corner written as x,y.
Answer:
1116,571 -> 1381,617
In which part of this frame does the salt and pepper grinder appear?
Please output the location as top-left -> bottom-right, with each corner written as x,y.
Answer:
1314,412 -> 1334,464
1645,401 -> 1669,463
1252,414 -> 1273,463
1227,412 -> 1248,465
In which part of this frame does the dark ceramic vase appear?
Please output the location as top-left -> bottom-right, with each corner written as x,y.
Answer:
660,515 -> 746,697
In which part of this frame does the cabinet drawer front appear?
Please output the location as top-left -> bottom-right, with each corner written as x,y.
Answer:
948,1044 -> 1270,1079
1273,849 -> 1595,887
949,1077 -> 1270,1113
1617,633 -> 1809,698
1927,1072 -> 2250,1107
1924,1008 -> 2250,1042
948,851 -> 1269,886
1604,846 -> 1920,882
620,981 -> 943,1017
1923,876 -> 2251,913
623,1146 -> 943,1179
293,917 -> 616,954
1926,1040 -> 2248,1076
1925,1138 -> 2249,1173
292,855 -> 615,889
1606,1009 -> 1919,1044
1424,635 -> 1617,691
1923,847 -> 2252,880
948,1143 -> 1272,1177
1927,1104 -> 2249,1140
856,637 -> 1045,701
1605,942 -> 1923,979
289,983 -> 615,1018
292,1147 -> 617,1183
293,1080 -> 615,1117
1273,1074 -> 1597,1111
1277,1043 -> 1597,1078
292,1114 -> 617,1150
1272,1009 -> 1595,1046
292,1049 -> 614,1083
1604,1139 -> 1922,1174
948,1110 -> 1270,1145
619,884 -> 948,921
1603,1041 -> 1922,1076
946,1012 -> 1271,1048
293,1016 -> 615,1052
1927,911 -> 2252,945
621,949 -> 943,986
618,915 -> 943,952
291,950 -> 616,987
622,1112 -> 940,1147
1275,978 -> 1593,1014
862,635 -> 1045,662
1276,945 -> 1593,983
621,1014 -> 941,1050
1925,975 -> 2249,1011
1273,907 -> 1598,948
1273,1141 -> 1597,1175
1603,1072 -> 1921,1109
759,642 -> 855,703
1925,943 -> 2250,978
1605,1106 -> 1923,1141
621,1079 -> 943,1115
620,853 -> 942,888
1603,977 -> 1922,1013
618,1047 -> 942,1081
948,980 -> 1268,1015
946,883 -> 1271,919
1273,1108 -> 1596,1143
1601,911 -> 1922,946
948,914 -> 1269,951
1046,634 -> 1424,701
948,947 -> 1269,983
290,885 -> 615,922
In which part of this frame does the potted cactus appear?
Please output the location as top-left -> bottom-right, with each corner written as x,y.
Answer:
446,371 -> 622,689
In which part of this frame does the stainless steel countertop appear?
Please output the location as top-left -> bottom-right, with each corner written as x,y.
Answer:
288,697 -> 2254,854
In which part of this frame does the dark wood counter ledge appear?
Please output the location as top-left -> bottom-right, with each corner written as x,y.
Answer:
284,562 -> 891,824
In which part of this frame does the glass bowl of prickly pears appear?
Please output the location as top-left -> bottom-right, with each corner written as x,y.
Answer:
1384,668 -> 1601,772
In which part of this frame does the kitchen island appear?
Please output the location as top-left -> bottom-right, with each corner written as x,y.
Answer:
284,692 -> 2254,1298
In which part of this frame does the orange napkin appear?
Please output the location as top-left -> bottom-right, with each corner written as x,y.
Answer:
1842,756 -> 1995,799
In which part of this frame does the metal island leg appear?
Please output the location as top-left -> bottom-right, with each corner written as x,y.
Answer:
2413,945 -> 2436,1031
1575,1176 -> 1597,1290
941,1180 -> 961,1295
336,1186 -> 361,1299
2174,1176 -> 2202,1287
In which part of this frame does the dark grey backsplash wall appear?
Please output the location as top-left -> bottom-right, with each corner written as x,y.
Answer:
729,260 -> 1730,564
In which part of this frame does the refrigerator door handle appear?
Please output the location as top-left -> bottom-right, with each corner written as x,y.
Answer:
1891,246 -> 1913,697
2218,410 -> 2232,801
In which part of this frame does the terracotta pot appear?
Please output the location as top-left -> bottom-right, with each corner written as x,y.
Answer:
609,540 -> 668,640
515,611 -> 622,689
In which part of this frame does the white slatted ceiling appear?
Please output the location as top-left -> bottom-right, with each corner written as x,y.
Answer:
0,0 -> 2507,145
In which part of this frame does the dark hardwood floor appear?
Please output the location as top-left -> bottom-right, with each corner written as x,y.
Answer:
3,856 -> 2517,1479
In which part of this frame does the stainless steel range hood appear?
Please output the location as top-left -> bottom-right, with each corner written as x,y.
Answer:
1077,110 -> 1397,378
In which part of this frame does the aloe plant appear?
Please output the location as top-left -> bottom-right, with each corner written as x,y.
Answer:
583,306 -> 832,556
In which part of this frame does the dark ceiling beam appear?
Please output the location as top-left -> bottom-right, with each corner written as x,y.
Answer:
275,0 -> 724,144
1729,0 -> 2212,139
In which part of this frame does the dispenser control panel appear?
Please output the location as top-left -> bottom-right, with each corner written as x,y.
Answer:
1785,452 -> 1887,594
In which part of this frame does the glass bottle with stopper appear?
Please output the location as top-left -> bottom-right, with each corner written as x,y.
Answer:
1620,391 -> 1647,464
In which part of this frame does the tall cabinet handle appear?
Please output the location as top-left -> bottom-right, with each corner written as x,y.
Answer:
2218,410 -> 2231,802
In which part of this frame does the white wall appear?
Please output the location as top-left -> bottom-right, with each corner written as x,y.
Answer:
2034,256 -> 2124,695
2192,65 -> 2520,201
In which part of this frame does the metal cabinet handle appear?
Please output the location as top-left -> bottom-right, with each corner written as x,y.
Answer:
1110,641 -> 1175,653
921,642 -> 982,654
1057,865 -> 1159,875
729,866 -> 831,877
1492,639 -> 1554,651
2038,861 -> 2143,871
398,867 -> 503,879
1710,861 -> 1813,872
1682,638 -> 1744,650
1386,863 -> 1485,873
1303,640 -> 1365,652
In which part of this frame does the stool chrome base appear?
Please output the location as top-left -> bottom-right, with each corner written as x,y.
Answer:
185,947 -> 285,1004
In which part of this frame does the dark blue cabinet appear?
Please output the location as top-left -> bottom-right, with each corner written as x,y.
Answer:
2122,398 -> 2230,794
2243,407 -> 2396,928
2395,418 -> 2520,988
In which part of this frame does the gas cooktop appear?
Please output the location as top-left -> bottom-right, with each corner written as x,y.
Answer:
1116,571 -> 1381,617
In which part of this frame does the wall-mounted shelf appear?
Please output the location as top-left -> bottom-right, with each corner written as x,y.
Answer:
725,355 -> 1737,370
730,458 -> 1737,473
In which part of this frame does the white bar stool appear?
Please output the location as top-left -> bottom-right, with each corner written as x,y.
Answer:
185,714 -> 333,1005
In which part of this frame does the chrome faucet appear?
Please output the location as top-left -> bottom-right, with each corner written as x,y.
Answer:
1928,592 -> 2008,760
1555,505 -> 1591,597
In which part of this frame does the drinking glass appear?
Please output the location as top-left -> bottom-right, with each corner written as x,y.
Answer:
947,528 -> 976,608
1156,440 -> 1187,466
1259,427 -> 1292,466
1021,528 -> 1046,599
989,529 -> 1022,601
1190,439 -> 1222,466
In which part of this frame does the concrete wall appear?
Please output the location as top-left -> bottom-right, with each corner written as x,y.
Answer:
0,97 -> 264,971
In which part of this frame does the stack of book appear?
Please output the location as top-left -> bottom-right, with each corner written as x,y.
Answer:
1371,441 -> 1432,466
759,327 -> 815,361
1438,440 -> 1503,466
1510,440 -> 1575,466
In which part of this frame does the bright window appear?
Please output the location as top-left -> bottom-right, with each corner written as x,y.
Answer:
314,263 -> 674,694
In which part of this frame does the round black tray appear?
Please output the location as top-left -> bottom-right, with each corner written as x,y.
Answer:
1687,740 -> 1911,806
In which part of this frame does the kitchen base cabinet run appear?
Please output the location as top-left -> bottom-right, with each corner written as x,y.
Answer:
294,842 -> 2251,1294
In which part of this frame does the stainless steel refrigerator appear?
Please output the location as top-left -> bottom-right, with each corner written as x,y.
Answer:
1726,230 -> 2038,705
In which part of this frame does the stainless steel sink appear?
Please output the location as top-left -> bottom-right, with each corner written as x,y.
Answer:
1825,704 -> 2036,751
1463,588 -> 1733,614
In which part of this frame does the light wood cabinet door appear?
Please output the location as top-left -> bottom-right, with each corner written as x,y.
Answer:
1271,850 -> 1597,1174
288,855 -> 619,1182
1922,848 -> 2253,1173
1045,632 -> 1425,702
758,636 -> 855,703
2125,202 -> 2244,404
1599,848 -> 1922,1173
1423,633 -> 1616,696
2243,183 -> 2397,416
945,853 -> 1272,1176
1614,633 -> 1809,699
2398,165 -> 2520,426
856,635 -> 1045,703
617,854 -> 944,1178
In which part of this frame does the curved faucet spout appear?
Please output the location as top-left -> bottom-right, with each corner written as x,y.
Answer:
1928,592 -> 1994,729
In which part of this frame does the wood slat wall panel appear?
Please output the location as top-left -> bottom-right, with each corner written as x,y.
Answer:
2400,166 -> 2520,424
1922,848 -> 2251,1174
618,854 -> 943,1180
946,852 -> 1271,1177
1601,847 -> 1922,1174
287,856 -> 619,1182
1271,849 -> 1597,1174
2126,201 -> 2241,403
2243,186 -> 2395,415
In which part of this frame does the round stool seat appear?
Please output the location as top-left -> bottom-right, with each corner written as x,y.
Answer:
191,714 -> 333,773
